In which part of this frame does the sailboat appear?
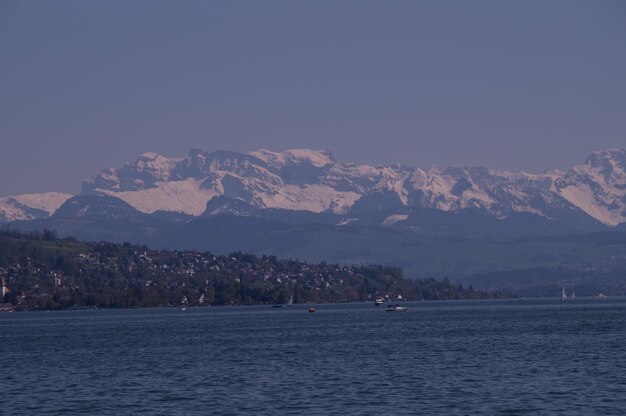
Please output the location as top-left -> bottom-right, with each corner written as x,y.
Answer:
571,291 -> 575,299
287,294 -> 294,306
561,288 -> 568,300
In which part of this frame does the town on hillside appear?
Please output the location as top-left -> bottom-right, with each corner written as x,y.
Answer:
0,230 -> 505,310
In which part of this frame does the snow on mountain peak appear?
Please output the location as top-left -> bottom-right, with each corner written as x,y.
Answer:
82,152 -> 183,193
586,147 -> 625,162
555,147 -> 626,226
131,152 -> 180,180
284,148 -> 334,167
0,192 -> 73,222
586,148 -> 625,178
249,148 -> 334,168
7,147 -> 626,227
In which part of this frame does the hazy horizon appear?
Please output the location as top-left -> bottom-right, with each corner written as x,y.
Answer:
1,0 -> 625,196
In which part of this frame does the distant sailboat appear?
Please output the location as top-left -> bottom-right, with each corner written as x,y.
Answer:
571,291 -> 575,299
561,288 -> 568,300
288,294 -> 294,306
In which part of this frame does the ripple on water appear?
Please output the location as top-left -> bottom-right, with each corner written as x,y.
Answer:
1,300 -> 626,415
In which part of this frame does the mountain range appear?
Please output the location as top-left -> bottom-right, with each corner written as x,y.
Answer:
3,146 -> 626,230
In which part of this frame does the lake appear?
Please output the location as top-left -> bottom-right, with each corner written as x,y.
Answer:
1,298 -> 625,415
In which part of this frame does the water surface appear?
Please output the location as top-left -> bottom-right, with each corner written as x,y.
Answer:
2,298 -> 625,415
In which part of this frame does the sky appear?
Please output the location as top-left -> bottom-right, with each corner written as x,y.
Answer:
1,0 -> 625,196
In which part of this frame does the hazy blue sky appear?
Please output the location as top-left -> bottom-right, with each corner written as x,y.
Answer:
1,0 -> 625,195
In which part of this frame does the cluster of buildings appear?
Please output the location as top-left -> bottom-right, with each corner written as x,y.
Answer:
0,242 -> 405,309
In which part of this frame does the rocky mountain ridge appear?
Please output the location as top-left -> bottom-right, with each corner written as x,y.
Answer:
2,147 -> 626,229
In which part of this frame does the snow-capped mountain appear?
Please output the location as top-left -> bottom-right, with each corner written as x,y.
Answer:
81,148 -> 378,216
555,148 -> 626,226
78,147 -> 626,227
0,192 -> 72,222
3,147 -> 626,230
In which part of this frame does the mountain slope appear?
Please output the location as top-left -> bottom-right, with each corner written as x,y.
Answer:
555,148 -> 626,226
15,195 -> 178,245
0,192 -> 72,222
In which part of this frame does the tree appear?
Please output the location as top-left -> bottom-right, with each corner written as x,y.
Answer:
43,228 -> 58,241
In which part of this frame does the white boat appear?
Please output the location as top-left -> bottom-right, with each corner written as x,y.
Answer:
374,297 -> 384,306
561,288 -> 568,300
571,291 -> 575,299
385,304 -> 408,312
288,295 -> 294,306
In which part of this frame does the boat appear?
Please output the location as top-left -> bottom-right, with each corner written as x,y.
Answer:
561,288 -> 568,300
374,297 -> 384,306
385,304 -> 408,312
308,307 -> 316,313
571,291 -> 575,299
287,295 -> 294,306
271,304 -> 283,308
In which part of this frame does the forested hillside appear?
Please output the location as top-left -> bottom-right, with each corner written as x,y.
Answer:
0,230 -> 505,310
